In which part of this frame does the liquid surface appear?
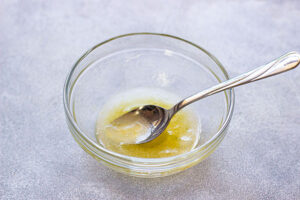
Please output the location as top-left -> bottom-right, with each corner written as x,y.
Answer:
96,88 -> 201,158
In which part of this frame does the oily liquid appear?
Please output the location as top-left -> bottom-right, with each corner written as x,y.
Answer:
96,88 -> 200,158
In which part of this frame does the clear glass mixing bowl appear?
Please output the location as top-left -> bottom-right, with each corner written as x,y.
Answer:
63,33 -> 235,178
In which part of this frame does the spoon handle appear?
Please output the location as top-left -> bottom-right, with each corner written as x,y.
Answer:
170,51 -> 300,115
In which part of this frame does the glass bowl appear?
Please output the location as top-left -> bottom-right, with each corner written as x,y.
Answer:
63,33 -> 234,178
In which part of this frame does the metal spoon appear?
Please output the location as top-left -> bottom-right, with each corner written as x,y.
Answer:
109,52 -> 300,144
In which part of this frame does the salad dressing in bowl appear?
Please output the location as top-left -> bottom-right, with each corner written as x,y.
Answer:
96,88 -> 201,158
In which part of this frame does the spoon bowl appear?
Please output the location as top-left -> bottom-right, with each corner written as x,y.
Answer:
108,105 -> 169,144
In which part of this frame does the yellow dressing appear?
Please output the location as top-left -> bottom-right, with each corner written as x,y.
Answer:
96,89 -> 200,158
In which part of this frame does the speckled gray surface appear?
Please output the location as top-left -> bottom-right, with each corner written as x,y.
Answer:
0,0 -> 300,199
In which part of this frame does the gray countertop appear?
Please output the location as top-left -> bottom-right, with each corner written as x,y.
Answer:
1,0 -> 299,199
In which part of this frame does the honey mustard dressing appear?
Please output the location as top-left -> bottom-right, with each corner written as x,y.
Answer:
96,88 -> 200,158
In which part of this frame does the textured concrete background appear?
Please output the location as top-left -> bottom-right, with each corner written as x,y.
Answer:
0,0 -> 300,199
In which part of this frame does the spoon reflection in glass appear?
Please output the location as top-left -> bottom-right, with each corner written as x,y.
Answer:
105,52 -> 300,144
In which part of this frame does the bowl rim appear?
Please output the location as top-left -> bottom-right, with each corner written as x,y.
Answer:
63,32 -> 235,163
